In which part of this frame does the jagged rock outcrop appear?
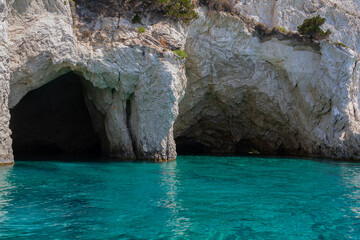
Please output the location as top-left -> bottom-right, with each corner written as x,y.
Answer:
2,0 -> 360,163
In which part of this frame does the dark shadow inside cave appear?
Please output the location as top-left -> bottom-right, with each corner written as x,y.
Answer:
10,72 -> 102,158
175,136 -> 208,155
174,117 -> 290,157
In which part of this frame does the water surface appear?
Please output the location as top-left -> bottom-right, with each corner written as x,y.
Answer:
0,156 -> 360,239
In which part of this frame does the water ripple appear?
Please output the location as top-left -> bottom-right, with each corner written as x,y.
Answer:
0,157 -> 359,239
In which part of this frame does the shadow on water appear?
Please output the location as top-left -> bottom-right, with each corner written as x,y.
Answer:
0,164 -> 14,227
178,152 -> 360,165
13,153 -> 115,163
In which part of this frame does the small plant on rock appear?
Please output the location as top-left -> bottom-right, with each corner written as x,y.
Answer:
297,15 -> 331,40
69,0 -> 75,7
333,41 -> 349,49
275,26 -> 287,33
137,27 -> 146,34
173,49 -> 188,59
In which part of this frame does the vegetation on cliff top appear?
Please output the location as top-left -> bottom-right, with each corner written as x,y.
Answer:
137,26 -> 146,33
173,49 -> 188,59
157,0 -> 198,22
275,26 -> 287,33
73,0 -> 198,22
199,0 -> 231,12
297,15 -> 331,40
332,41 -> 350,49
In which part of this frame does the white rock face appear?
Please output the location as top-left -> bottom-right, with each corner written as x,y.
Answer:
175,9 -> 360,159
3,0 -> 186,162
0,0 -> 12,164
231,0 -> 360,52
2,0 -> 360,162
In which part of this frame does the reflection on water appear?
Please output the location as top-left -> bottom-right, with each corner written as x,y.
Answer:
341,164 -> 360,219
0,165 -> 14,223
159,161 -> 191,238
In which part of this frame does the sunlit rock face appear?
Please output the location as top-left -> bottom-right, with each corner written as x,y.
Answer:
175,9 -> 360,159
0,0 -> 12,164
2,0 -> 360,162
3,0 -> 187,162
230,0 -> 360,52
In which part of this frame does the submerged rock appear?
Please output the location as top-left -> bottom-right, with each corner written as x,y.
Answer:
1,0 -> 360,162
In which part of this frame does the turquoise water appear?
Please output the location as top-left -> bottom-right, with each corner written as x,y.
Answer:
1,156 -> 360,239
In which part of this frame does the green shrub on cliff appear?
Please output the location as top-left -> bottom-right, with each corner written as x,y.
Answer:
137,27 -> 146,34
200,0 -> 232,12
157,0 -> 198,22
173,49 -> 188,59
333,41 -> 349,49
72,0 -> 197,22
297,15 -> 331,40
275,26 -> 287,33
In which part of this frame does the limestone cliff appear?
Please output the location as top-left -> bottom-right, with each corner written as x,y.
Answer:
3,0 -> 186,162
176,9 -> 360,160
0,0 -> 12,164
1,0 -> 360,163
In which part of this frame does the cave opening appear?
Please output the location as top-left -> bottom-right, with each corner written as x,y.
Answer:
10,72 -> 102,159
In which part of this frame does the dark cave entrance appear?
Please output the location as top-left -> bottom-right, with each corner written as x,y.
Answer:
10,72 -> 102,158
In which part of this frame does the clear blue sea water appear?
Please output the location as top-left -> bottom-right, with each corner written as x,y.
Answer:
1,156 -> 360,239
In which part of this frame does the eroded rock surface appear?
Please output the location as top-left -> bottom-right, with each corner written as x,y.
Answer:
175,9 -> 360,160
2,0 -> 360,162
0,0 -> 12,164
230,0 -> 360,52
4,0 -> 186,162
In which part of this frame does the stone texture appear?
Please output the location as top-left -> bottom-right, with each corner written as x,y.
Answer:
175,9 -> 360,160
230,0 -> 360,52
2,0 -> 360,162
0,0 -> 13,164
4,0 -> 186,162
